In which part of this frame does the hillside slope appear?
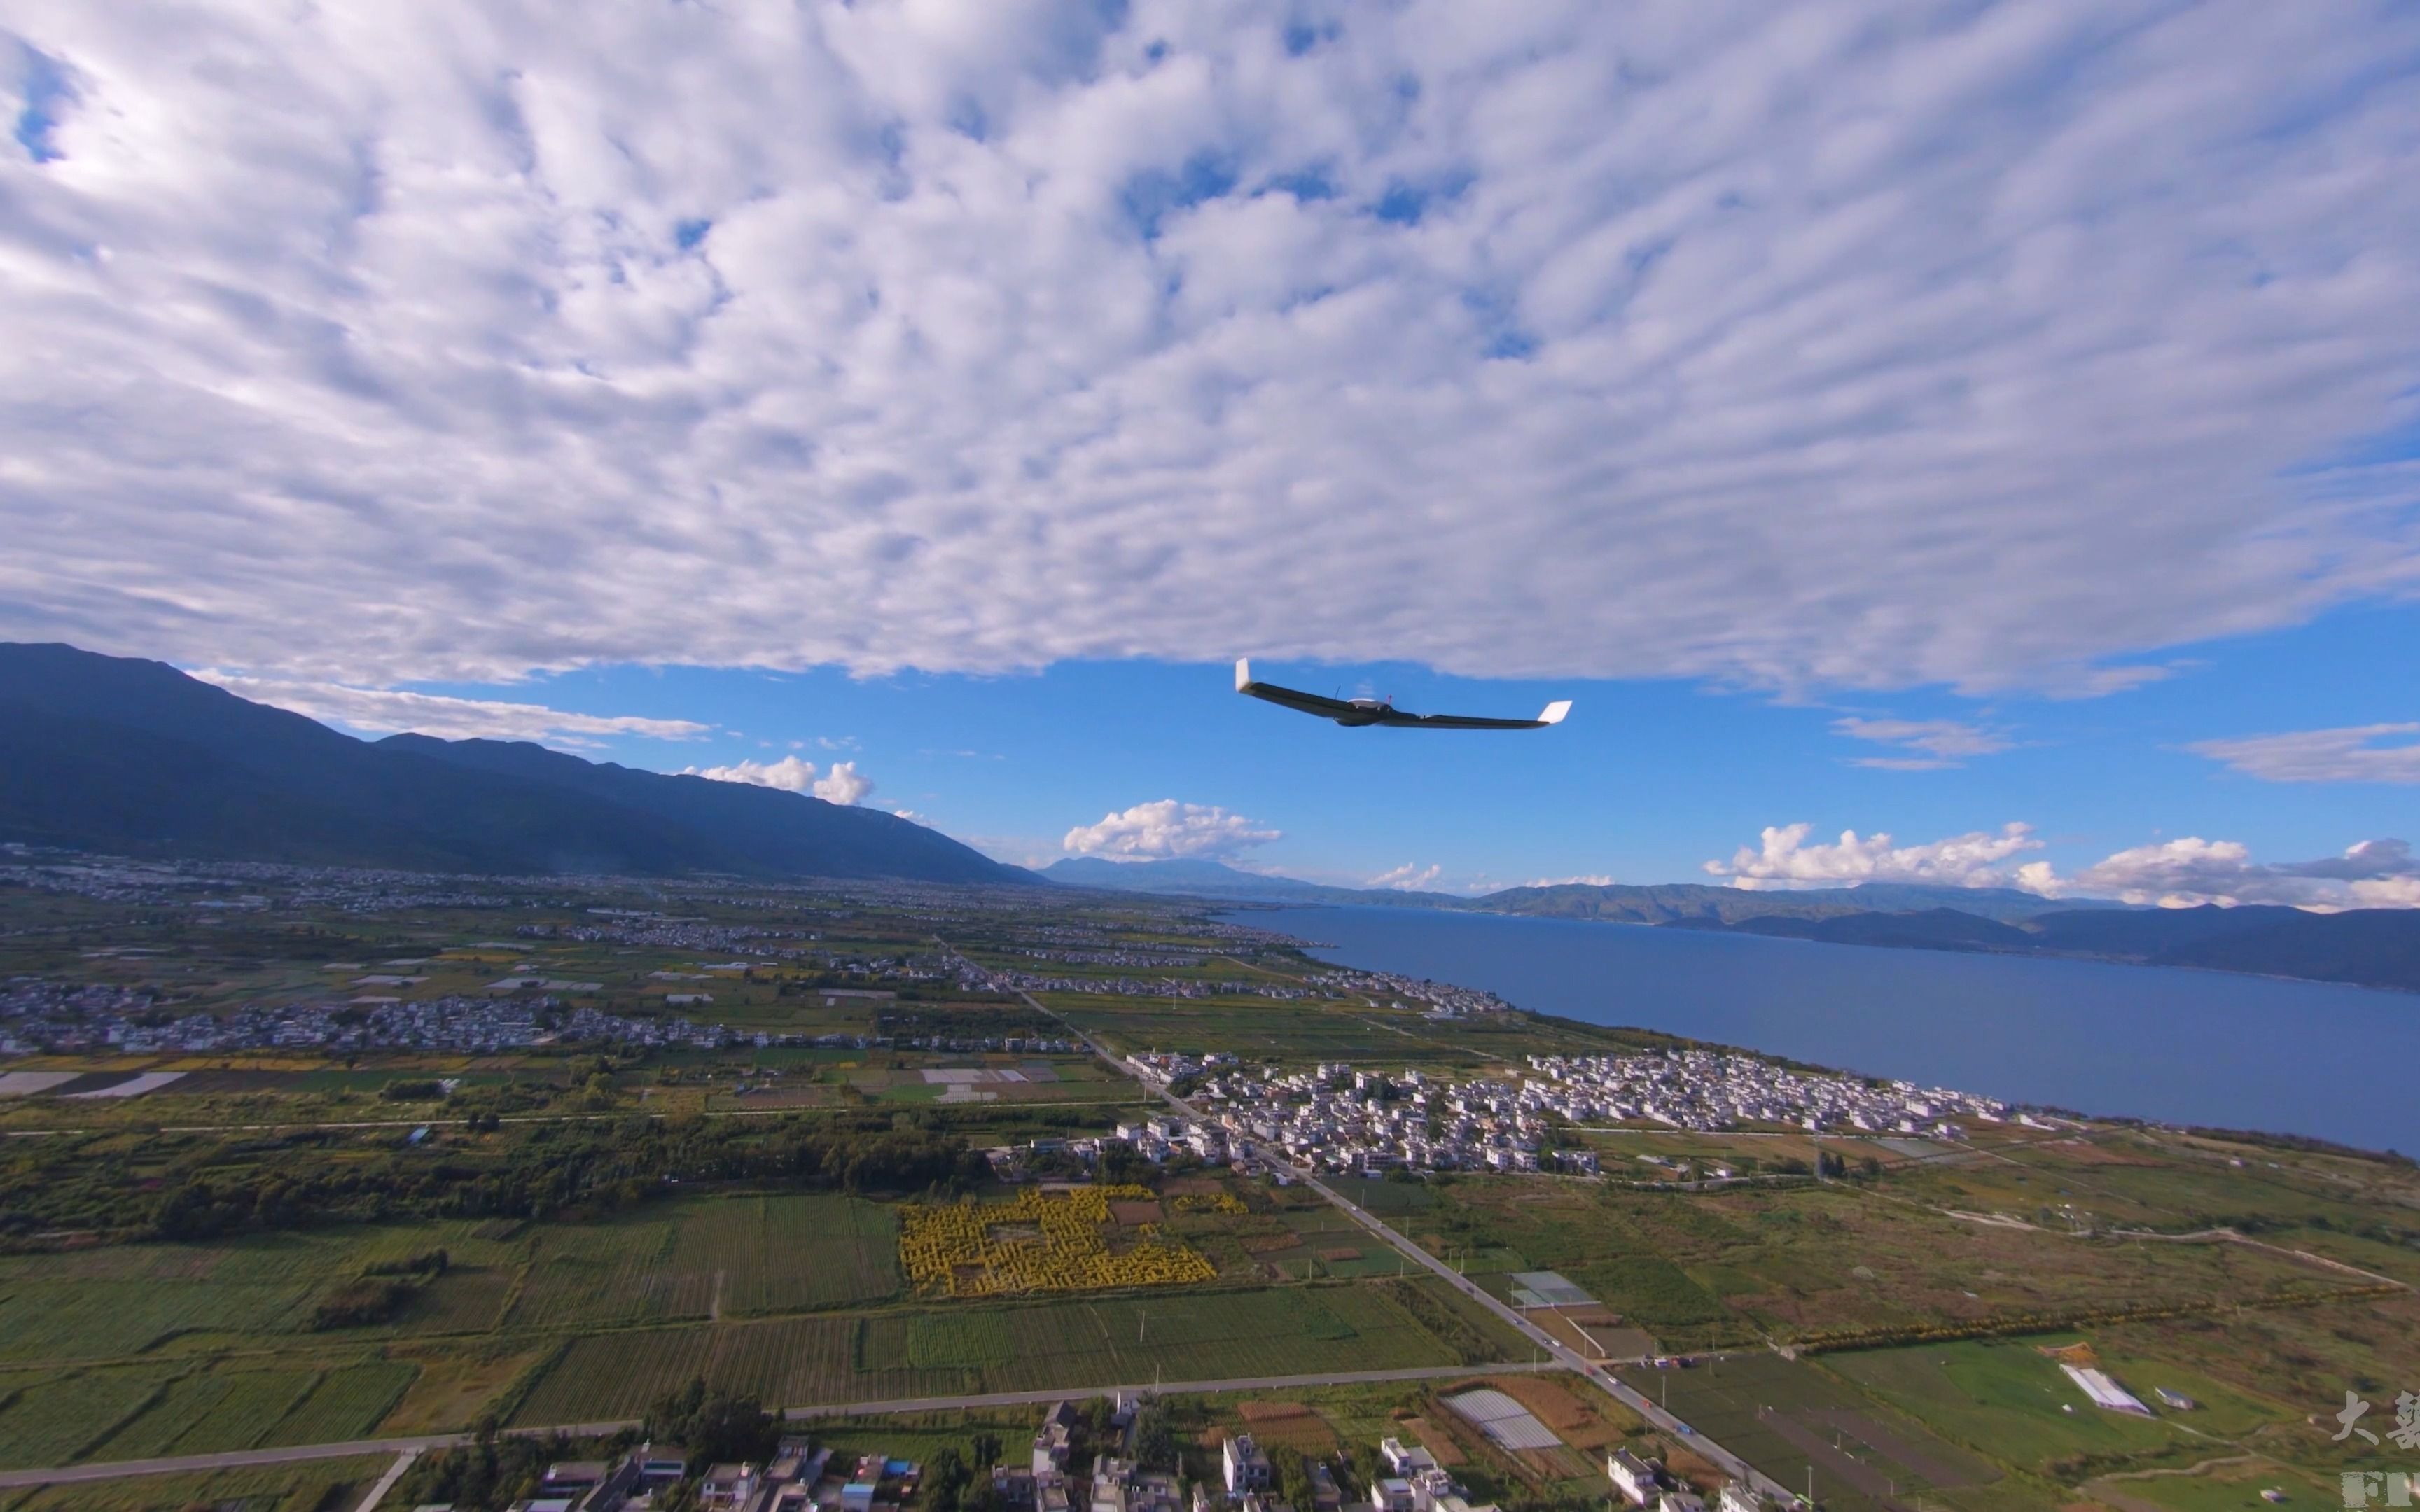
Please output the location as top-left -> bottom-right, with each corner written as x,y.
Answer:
0,643 -> 1027,884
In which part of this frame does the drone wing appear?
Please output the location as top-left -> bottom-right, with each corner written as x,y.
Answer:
1233,659 -> 1360,720
1375,700 -> 1573,731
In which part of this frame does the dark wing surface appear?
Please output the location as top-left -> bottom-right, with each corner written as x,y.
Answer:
1234,659 -> 1359,720
1235,659 -> 1573,730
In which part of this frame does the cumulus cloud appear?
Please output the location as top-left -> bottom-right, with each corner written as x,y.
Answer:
687,755 -> 875,804
812,760 -> 873,804
193,671 -> 709,743
2189,725 -> 2420,784
1368,862 -> 1444,890
1832,717 -> 2012,770
2066,835 -> 2420,909
1712,821 -> 2420,908
1707,822 -> 2043,890
1062,800 -> 1279,860
1524,874 -> 1616,888
4,6 -> 2418,693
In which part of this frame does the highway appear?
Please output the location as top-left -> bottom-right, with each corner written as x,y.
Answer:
1007,983 -> 1805,1511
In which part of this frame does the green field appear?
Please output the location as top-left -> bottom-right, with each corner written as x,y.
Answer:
508,1278 -> 1520,1426
1613,1352 -> 2003,1512
1826,1338 -> 2195,1476
0,1368 -> 178,1469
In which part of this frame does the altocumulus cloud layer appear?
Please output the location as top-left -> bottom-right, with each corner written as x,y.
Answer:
4,3 -> 2419,690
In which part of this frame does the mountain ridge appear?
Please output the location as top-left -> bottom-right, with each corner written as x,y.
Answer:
0,643 -> 1028,885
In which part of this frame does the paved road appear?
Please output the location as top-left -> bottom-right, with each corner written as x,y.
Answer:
1003,981 -> 1805,1511
351,1448 -> 422,1512
0,1368 -> 1557,1490
0,1422 -> 638,1490
1299,1171 -> 1803,1508
786,1362 -> 1561,1422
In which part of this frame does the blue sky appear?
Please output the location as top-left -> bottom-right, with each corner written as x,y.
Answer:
196,598 -> 2420,904
4,2 -> 2417,905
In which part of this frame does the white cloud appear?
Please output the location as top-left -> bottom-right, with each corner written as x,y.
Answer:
1707,821 -> 2043,890
1368,862 -> 1444,890
1713,821 -> 2420,908
193,671 -> 709,743
812,760 -> 872,804
1062,800 -> 1279,860
689,755 -> 816,792
2188,724 -> 2420,784
2066,835 -> 2419,909
1832,717 -> 2012,769
1524,874 -> 1616,888
4,7 -> 2418,694
687,754 -> 875,804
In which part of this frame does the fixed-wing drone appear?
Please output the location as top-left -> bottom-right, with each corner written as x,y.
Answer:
1234,659 -> 1571,729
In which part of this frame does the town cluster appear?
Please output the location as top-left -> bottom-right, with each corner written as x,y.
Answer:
1302,969 -> 1515,1018
1014,1051 -> 2012,1179
1522,1051 -> 2009,1138
0,982 -> 1068,1059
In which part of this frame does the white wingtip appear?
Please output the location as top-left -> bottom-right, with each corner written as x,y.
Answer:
1235,657 -> 1252,692
1538,699 -> 1572,725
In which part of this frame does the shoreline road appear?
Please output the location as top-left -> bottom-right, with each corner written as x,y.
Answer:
1000,981 -> 1805,1511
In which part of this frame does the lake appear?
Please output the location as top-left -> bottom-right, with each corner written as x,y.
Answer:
1232,904 -> 2414,1153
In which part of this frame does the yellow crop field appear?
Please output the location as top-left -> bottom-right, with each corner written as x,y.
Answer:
1172,1192 -> 1247,1214
900,1186 -> 1216,1296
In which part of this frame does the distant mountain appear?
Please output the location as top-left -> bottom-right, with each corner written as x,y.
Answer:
0,643 -> 1029,885
1470,880 -> 2087,924
1040,857 -> 1412,903
1040,864 -> 2095,926
1678,902 -> 2420,993
1670,906 -> 2040,950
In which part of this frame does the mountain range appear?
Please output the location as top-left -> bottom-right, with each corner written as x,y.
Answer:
1041,858 -> 2420,994
1038,856 -> 2082,922
6,643 -> 2414,994
0,643 -> 1026,885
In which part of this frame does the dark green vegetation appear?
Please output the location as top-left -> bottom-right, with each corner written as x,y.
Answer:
0,642 -> 1022,881
3,1108 -> 983,1240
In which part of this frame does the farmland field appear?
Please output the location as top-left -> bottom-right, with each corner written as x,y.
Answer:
262,1359 -> 421,1446
499,1194 -> 900,1331
1611,1352 -> 2001,1512
1823,1338 -> 2203,1477
508,1278 -> 1512,1425
0,1368 -> 177,1469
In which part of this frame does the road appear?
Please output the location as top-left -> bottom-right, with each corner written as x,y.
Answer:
0,1367 -> 1555,1490
1006,982 -> 1806,1511
785,1362 -> 1561,1421
0,1422 -> 637,1490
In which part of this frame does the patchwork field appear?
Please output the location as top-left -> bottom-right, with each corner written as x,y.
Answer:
508,1278 -> 1522,1426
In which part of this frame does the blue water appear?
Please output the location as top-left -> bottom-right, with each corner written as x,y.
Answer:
1235,905 -> 2415,1153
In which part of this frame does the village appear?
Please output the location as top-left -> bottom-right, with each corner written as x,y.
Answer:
992,1049 -> 2015,1180
473,1395 -> 1765,1512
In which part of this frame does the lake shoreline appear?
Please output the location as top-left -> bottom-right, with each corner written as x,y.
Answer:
1223,903 -> 2415,1154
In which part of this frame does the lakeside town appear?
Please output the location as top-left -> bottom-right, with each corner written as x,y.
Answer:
980,1049 -> 2015,1182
